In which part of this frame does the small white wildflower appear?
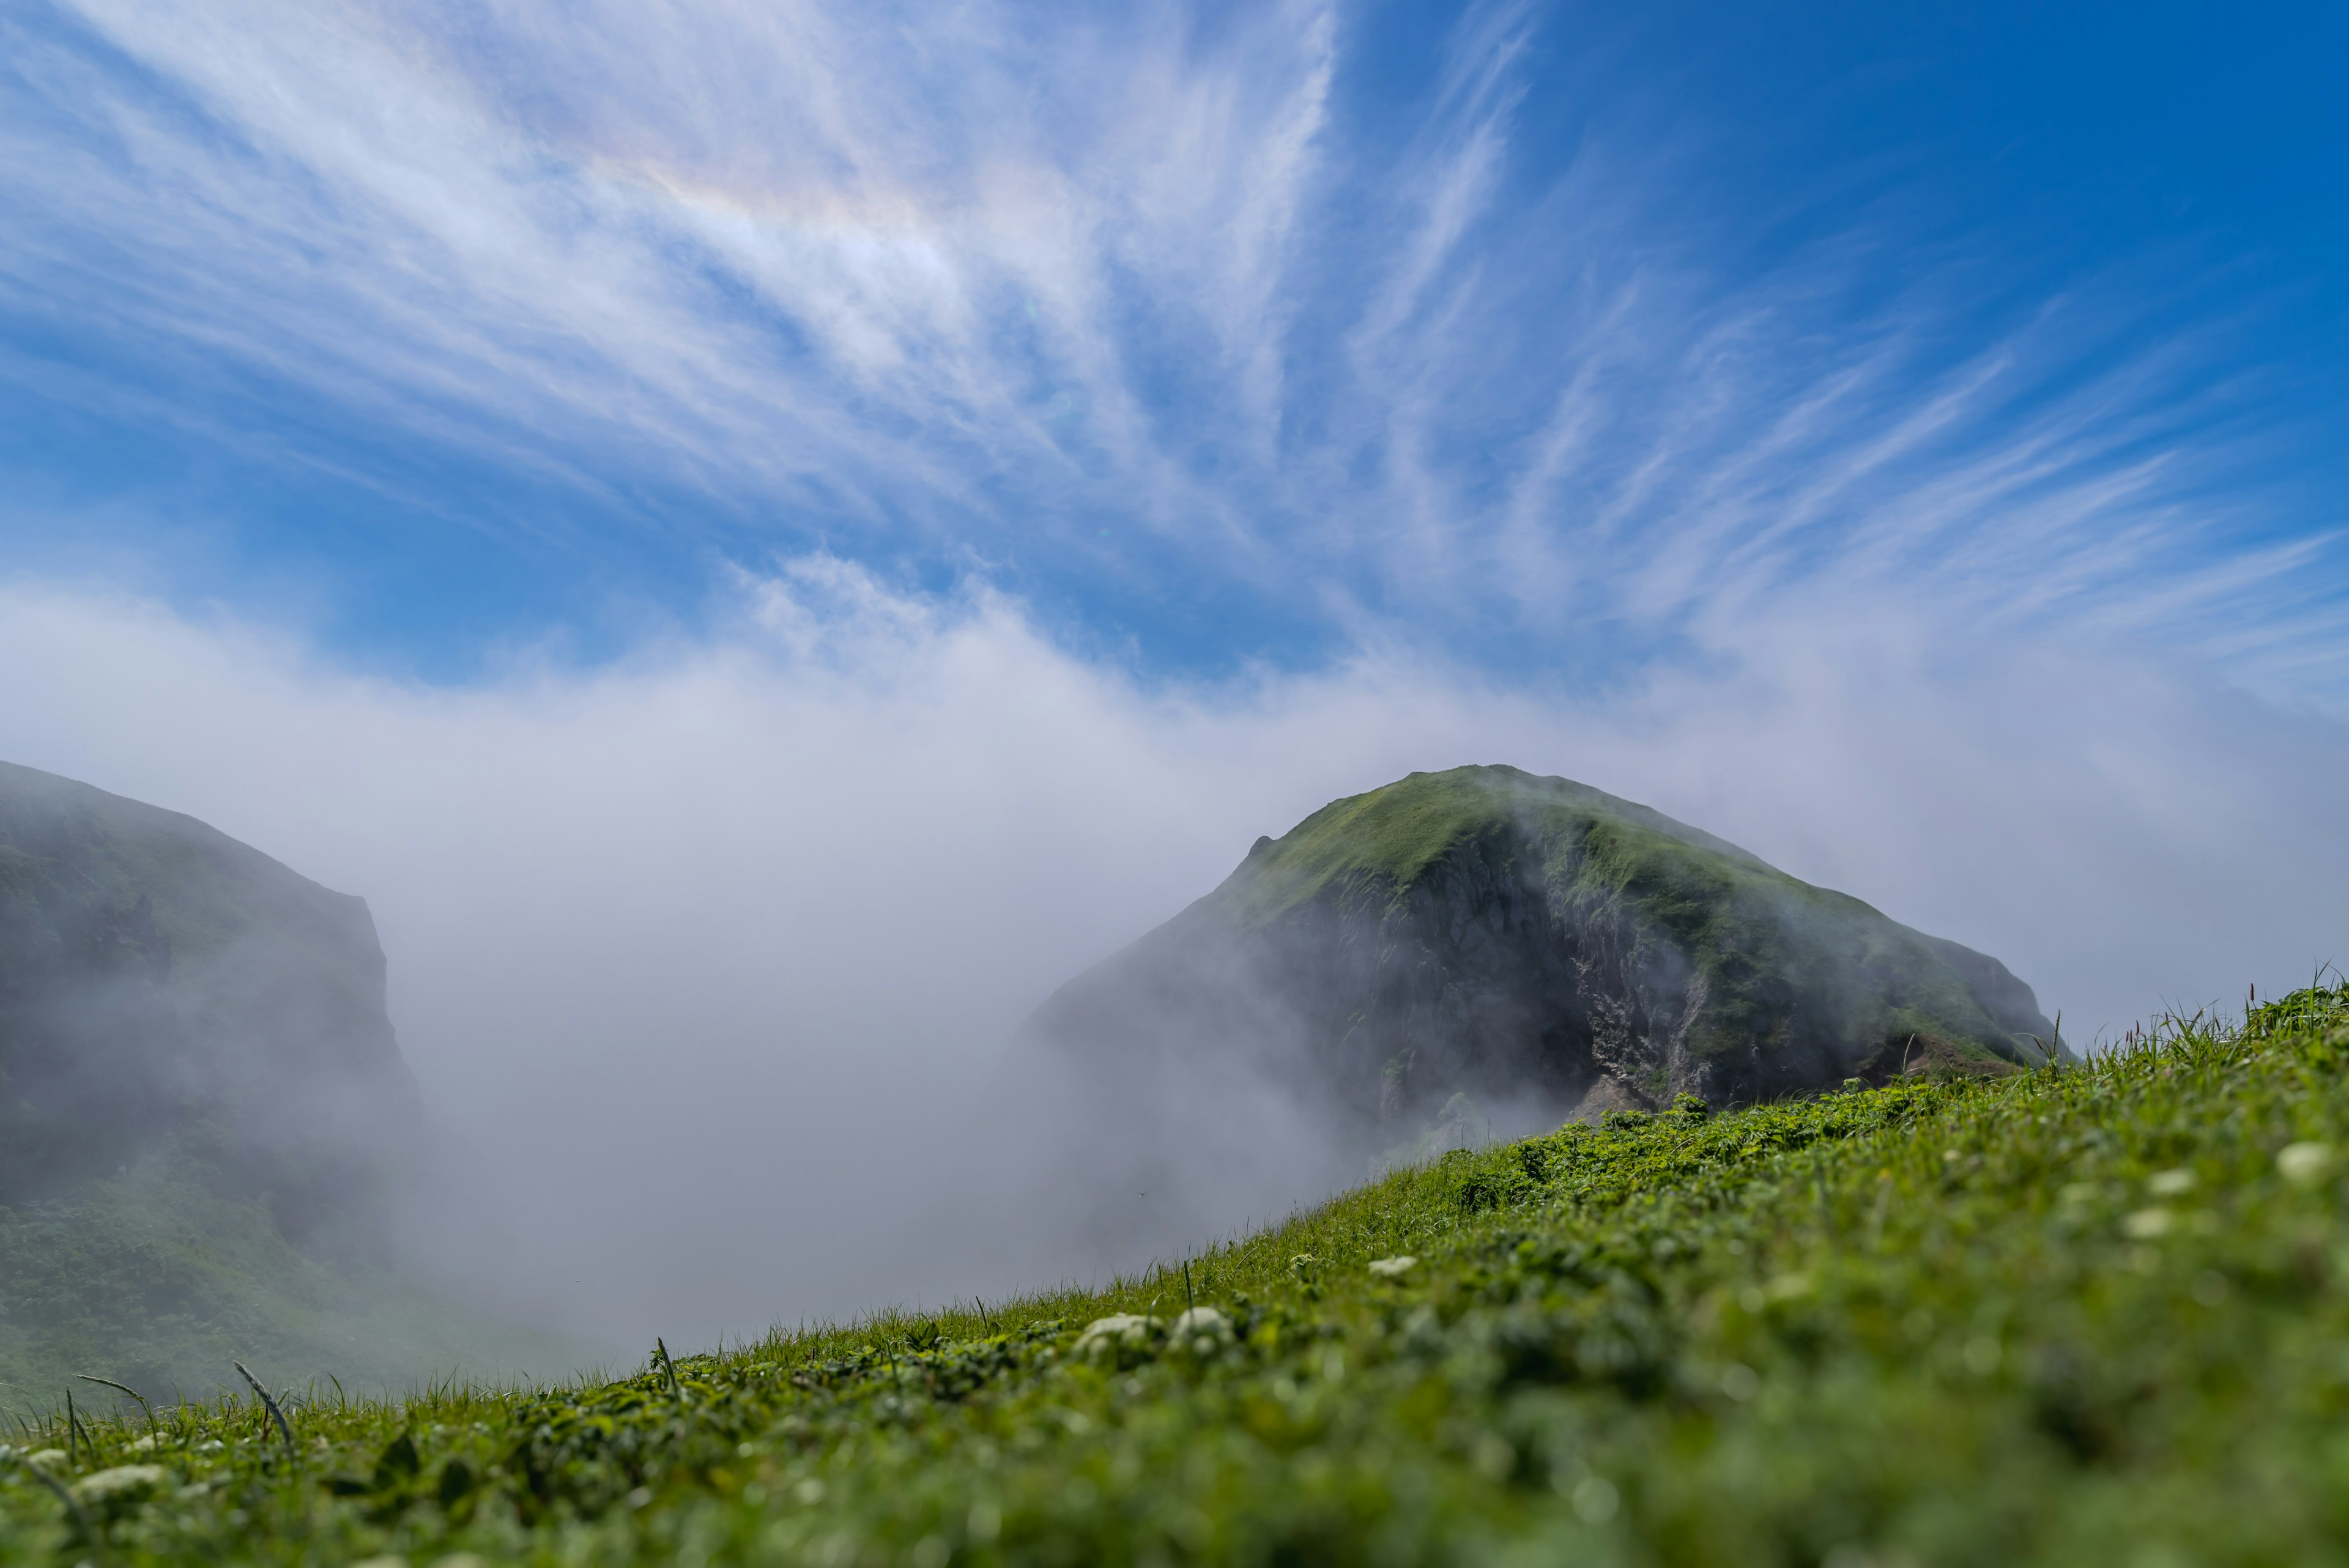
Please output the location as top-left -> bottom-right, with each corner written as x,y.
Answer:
1074,1314 -> 1162,1363
69,1464 -> 166,1506
128,1435 -> 160,1453
1169,1307 -> 1234,1352
2279,1142 -> 2334,1185
24,1449 -> 67,1473
2123,1207 -> 2174,1239
1367,1255 -> 1417,1279
2147,1169 -> 2196,1197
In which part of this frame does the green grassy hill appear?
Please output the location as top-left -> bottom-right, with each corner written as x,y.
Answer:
1025,765 -> 2060,1129
0,761 -> 581,1407
9,981 -> 2347,1566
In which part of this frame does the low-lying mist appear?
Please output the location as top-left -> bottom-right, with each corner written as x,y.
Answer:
2,560 -> 2344,1365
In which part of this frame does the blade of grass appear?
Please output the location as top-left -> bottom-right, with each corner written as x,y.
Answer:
231,1362 -> 293,1454
75,1376 -> 154,1437
654,1339 -> 679,1395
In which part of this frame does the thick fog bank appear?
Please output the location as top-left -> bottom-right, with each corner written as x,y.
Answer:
1,568 -> 2343,1356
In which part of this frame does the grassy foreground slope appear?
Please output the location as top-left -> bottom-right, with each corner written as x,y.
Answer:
9,984 -> 2349,1566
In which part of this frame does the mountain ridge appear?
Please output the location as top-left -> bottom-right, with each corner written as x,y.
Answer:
0,760 -> 570,1402
0,759 -> 418,1202
1023,764 -> 2058,1124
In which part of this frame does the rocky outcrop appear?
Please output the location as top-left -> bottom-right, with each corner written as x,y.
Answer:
1021,765 -> 2058,1131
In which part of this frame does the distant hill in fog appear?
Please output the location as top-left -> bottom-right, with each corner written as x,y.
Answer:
1021,764 -> 2061,1143
0,761 -> 566,1407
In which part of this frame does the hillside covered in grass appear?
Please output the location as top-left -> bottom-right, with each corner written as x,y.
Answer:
1023,765 -> 2060,1135
0,762 -> 573,1405
9,981 -> 2348,1566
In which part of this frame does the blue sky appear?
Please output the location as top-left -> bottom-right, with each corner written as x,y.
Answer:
4,0 -> 2343,694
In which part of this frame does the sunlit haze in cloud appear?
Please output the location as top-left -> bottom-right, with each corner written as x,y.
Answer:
1,0 -> 2344,1345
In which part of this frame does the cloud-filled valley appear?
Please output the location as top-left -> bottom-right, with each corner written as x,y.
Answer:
1,568 -> 2340,1350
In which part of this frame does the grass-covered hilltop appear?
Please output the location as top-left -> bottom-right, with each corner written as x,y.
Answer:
9,982 -> 2348,1565
0,762 -> 562,1406
1025,765 -> 2061,1132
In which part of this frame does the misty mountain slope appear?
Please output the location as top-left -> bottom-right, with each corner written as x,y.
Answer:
1022,764 -> 2058,1128
0,1132 -> 577,1408
10,986 -> 2346,1566
0,761 -> 572,1403
0,759 -> 418,1197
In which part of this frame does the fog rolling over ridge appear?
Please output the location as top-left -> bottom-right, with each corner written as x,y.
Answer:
0,742 -> 2251,1397
0,755 -> 1396,1386
1,579 -> 2347,1362
0,751 -> 2067,1396
395,759 -> 2077,1364
1020,766 -> 2060,1137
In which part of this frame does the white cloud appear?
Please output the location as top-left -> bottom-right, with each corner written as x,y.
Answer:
1,568 -> 2340,1348
4,0 -> 2338,698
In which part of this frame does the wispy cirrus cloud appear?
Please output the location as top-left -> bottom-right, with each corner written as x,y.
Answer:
1,0 -> 2339,693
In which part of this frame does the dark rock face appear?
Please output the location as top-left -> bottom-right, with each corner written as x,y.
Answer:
0,760 -> 418,1244
1022,766 -> 2058,1132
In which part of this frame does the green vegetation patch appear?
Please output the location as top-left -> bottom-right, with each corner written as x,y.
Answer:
1204,765 -> 2048,1074
0,1131 -> 580,1411
1216,764 -> 1770,930
8,984 -> 2349,1566
0,759 -> 360,969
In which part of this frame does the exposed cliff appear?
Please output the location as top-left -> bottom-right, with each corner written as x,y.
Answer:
1022,765 -> 2058,1129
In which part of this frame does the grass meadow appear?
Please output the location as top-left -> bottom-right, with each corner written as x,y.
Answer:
6,981 -> 2348,1566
